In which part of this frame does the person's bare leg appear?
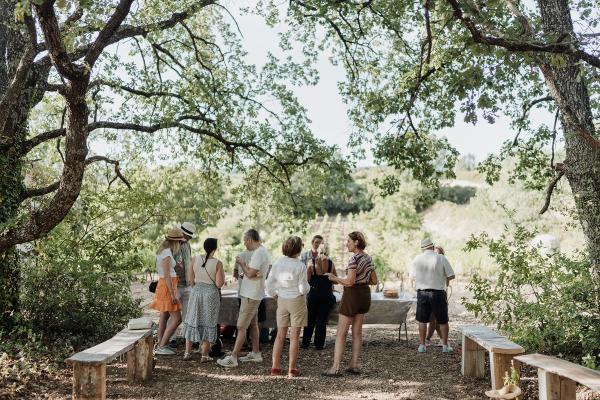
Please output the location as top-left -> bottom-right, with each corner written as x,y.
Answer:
249,319 -> 260,353
157,312 -> 169,345
272,327 -> 287,371
418,322 -> 427,345
185,339 -> 193,355
201,340 -> 210,357
435,321 -> 442,339
426,313 -> 436,343
288,327 -> 301,372
325,314 -> 352,373
439,323 -> 449,346
349,314 -> 364,369
159,311 -> 181,347
231,326 -> 247,357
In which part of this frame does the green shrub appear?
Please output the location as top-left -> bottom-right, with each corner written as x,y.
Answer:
19,263 -> 140,349
463,225 -> 600,365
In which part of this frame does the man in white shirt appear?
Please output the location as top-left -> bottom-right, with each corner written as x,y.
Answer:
218,229 -> 271,368
409,238 -> 455,354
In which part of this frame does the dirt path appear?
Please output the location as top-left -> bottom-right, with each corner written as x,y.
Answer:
29,277 -> 489,400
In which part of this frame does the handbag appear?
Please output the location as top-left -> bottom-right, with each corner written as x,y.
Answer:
368,269 -> 379,285
149,280 -> 158,293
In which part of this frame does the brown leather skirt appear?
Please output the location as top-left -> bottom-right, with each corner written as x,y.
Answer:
339,284 -> 371,317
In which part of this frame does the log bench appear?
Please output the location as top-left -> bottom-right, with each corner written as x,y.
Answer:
459,325 -> 525,389
515,353 -> 600,400
66,328 -> 154,400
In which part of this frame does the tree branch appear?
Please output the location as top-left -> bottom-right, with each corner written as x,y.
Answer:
34,1 -> 85,81
512,95 -> 554,145
445,0 -> 600,69
539,167 -> 565,214
84,0 -> 135,68
21,155 -> 131,200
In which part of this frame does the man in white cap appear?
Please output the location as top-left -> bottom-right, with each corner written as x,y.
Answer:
409,237 -> 455,353
169,221 -> 195,347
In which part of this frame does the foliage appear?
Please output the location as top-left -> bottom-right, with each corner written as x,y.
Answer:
256,0 -> 589,192
463,224 -> 600,364
320,179 -> 373,215
503,361 -> 520,386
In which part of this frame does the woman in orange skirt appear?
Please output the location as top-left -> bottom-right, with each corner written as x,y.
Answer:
151,227 -> 185,355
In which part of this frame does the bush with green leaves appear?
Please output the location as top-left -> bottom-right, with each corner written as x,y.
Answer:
463,225 -> 600,366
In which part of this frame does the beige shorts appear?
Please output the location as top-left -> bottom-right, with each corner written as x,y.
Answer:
276,296 -> 308,327
237,297 -> 261,329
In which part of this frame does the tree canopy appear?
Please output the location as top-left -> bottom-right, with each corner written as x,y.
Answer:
257,0 -> 600,310
0,0 -> 351,320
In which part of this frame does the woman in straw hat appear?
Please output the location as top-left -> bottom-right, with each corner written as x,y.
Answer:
151,227 -> 186,355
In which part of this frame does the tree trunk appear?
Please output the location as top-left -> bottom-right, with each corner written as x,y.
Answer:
0,0 -> 26,327
0,0 -> 51,326
538,0 -> 600,313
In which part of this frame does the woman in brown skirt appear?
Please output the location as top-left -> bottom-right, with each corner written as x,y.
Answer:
322,231 -> 377,376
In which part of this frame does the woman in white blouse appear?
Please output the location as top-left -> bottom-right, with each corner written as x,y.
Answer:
266,236 -> 310,377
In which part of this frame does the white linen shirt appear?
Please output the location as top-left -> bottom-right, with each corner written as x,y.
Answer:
409,250 -> 455,290
266,256 -> 310,299
239,245 -> 271,301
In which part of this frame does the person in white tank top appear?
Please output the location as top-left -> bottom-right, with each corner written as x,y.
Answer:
182,238 -> 225,361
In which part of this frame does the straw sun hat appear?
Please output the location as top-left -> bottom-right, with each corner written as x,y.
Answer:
165,227 -> 186,241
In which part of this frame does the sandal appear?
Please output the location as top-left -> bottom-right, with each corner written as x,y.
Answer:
182,352 -> 192,361
271,368 -> 282,376
321,368 -> 343,377
200,355 -> 213,363
345,367 -> 361,375
288,368 -> 301,377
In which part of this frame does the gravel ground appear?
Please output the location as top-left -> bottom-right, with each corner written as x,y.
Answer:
18,278 -> 497,400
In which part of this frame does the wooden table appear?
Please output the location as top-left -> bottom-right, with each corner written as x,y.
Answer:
218,290 -> 415,341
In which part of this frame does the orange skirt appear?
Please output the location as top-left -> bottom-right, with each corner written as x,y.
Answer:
150,277 -> 181,312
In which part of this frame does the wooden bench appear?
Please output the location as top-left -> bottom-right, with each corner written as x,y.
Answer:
66,328 -> 154,400
515,353 -> 600,400
460,325 -> 525,390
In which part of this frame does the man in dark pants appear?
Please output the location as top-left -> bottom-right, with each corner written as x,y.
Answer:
410,238 -> 455,354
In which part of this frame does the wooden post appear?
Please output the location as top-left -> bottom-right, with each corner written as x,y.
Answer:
127,336 -> 153,382
73,363 -> 106,400
462,335 -> 485,378
538,369 -> 577,400
489,352 -> 520,390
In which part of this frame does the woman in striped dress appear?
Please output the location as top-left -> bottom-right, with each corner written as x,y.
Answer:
182,238 -> 224,361
322,231 -> 377,376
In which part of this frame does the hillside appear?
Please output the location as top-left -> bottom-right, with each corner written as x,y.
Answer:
195,164 -> 585,279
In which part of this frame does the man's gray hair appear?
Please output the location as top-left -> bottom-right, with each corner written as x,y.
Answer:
244,228 -> 260,242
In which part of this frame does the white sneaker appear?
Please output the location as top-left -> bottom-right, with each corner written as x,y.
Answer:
442,345 -> 454,353
217,354 -> 239,368
417,344 -> 426,353
239,352 -> 263,363
155,346 -> 176,355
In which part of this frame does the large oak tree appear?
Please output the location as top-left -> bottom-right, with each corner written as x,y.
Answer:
0,0 -> 349,323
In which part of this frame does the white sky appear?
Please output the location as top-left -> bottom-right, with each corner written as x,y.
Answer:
230,1 -> 556,166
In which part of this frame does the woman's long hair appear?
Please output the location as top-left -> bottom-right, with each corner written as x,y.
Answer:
200,238 -> 218,269
156,239 -> 181,256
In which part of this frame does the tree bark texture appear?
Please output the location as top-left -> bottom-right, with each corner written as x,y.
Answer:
0,0 -> 28,326
537,0 -> 600,313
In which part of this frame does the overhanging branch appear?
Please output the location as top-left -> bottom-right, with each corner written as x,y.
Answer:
21,155 -> 131,200
539,166 -> 565,214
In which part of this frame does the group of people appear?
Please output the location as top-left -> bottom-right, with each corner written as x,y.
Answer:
149,223 -> 455,377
